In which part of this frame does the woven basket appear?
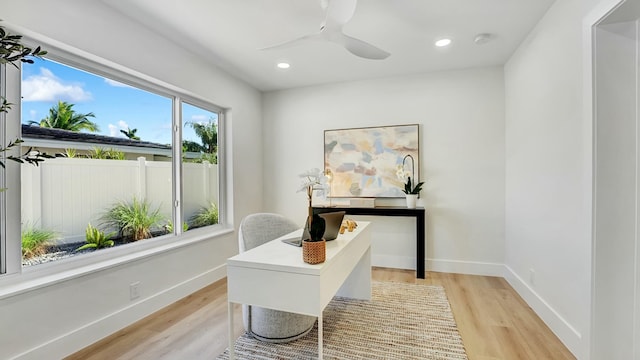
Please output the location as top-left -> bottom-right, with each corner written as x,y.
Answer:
302,239 -> 326,264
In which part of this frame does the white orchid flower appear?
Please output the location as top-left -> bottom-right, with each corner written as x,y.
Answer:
396,164 -> 405,180
297,168 -> 330,198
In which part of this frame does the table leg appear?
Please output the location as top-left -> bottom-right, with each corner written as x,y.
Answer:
318,312 -> 323,360
416,212 -> 425,279
228,301 -> 235,360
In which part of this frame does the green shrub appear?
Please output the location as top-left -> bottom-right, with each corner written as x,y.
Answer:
76,223 -> 115,251
165,220 -> 189,233
189,202 -> 219,228
102,197 -> 164,241
21,224 -> 57,259
90,147 -> 125,160
63,148 -> 78,158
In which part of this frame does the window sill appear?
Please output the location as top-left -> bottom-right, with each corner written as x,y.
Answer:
0,225 -> 234,300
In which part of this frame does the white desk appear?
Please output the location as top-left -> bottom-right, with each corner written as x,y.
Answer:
226,221 -> 372,360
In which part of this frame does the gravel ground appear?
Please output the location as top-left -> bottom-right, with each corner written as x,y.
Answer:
21,235 -> 160,267
22,242 -> 93,267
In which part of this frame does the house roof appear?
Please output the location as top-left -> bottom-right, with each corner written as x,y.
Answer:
21,124 -> 172,155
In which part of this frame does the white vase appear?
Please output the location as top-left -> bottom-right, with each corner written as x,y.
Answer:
406,194 -> 418,208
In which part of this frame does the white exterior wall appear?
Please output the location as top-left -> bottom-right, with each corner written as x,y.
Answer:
0,1 -> 263,359
263,67 -> 506,275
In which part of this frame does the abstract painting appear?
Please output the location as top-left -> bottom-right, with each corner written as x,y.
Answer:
324,124 -> 419,198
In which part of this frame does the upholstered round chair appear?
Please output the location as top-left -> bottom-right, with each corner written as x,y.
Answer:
238,213 -> 316,343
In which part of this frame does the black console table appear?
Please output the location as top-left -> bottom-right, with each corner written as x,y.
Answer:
312,206 -> 426,279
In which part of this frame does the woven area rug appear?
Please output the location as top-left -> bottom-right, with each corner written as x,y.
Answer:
217,281 -> 468,360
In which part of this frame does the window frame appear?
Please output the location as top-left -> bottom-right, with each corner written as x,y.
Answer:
0,35 -> 230,284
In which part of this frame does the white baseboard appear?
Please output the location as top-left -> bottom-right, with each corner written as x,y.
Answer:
372,255 -> 504,277
503,265 -> 582,358
372,254 -> 415,270
428,258 -> 505,277
14,265 -> 227,360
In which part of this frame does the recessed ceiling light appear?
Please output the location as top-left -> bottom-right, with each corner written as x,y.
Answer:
435,38 -> 452,47
276,62 -> 290,69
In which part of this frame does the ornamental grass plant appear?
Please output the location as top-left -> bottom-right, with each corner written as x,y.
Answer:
188,202 -> 219,228
102,197 -> 164,241
21,223 -> 58,259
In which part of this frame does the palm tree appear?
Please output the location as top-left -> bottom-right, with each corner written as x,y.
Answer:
186,118 -> 217,154
120,127 -> 140,140
182,140 -> 204,153
32,101 -> 99,132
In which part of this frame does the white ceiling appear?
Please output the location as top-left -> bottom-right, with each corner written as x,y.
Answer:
103,0 -> 556,91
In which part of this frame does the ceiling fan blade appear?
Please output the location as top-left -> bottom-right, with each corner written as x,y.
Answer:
259,32 -> 323,51
331,32 -> 390,60
324,0 -> 357,30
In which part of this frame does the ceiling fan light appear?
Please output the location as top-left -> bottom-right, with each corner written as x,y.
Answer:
276,62 -> 291,69
474,33 -> 493,45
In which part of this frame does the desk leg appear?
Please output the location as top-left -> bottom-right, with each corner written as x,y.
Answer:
318,312 -> 323,360
228,301 -> 235,360
416,212 -> 425,279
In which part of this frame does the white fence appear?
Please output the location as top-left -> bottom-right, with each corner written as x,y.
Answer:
22,157 -> 218,244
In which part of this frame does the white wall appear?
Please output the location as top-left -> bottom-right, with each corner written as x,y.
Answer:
263,67 -> 506,275
593,17 -> 640,360
0,1 -> 262,358
504,0 -> 602,357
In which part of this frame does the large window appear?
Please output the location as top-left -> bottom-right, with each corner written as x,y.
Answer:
1,47 -> 224,272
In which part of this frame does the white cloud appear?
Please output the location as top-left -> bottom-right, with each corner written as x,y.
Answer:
104,78 -> 133,88
191,114 -> 208,124
108,124 -> 119,137
22,68 -> 92,102
109,120 -> 129,137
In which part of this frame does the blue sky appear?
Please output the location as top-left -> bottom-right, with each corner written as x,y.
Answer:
21,58 -> 217,146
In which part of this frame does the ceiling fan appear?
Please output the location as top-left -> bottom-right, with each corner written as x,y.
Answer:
261,0 -> 390,60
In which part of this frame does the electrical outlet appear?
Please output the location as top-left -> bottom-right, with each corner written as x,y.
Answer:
130,281 -> 140,300
529,269 -> 535,286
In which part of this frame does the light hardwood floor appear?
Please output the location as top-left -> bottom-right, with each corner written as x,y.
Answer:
66,268 -> 575,360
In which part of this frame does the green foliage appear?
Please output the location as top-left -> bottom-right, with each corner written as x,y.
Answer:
308,214 -> 326,242
21,224 -> 57,259
76,223 -> 115,251
63,148 -> 78,158
0,25 -> 47,113
90,147 -> 125,160
182,140 -> 204,153
0,25 -> 49,174
402,177 -> 424,195
0,26 -> 47,71
188,202 -> 219,228
102,197 -> 164,241
165,220 -> 189,233
185,119 -> 218,164
0,139 -> 53,169
184,152 -> 217,165
120,127 -> 140,140
30,100 -> 99,132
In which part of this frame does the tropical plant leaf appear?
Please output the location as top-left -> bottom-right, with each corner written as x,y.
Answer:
75,243 -> 98,251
